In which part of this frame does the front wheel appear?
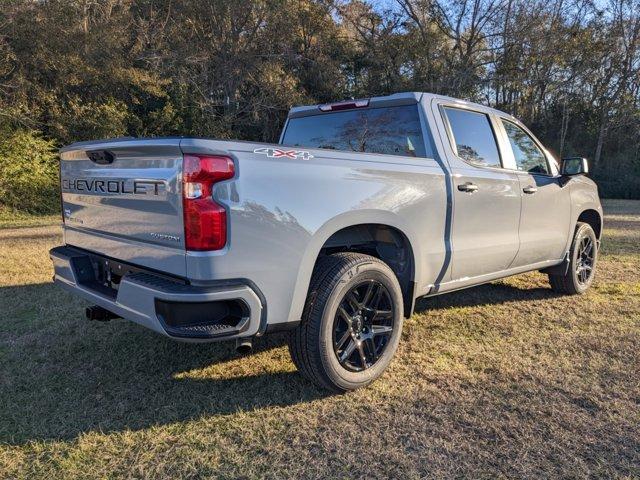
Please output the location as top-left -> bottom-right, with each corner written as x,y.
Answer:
548,222 -> 598,295
288,252 -> 404,392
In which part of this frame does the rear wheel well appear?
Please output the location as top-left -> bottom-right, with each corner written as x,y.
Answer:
318,224 -> 415,317
577,209 -> 602,239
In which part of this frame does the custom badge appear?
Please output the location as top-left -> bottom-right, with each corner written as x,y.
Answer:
253,147 -> 314,160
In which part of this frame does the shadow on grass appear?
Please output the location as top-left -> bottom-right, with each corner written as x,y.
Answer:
0,278 -> 579,445
0,283 -> 329,445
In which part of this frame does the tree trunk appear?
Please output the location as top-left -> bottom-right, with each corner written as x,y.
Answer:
593,116 -> 607,172
559,95 -> 569,157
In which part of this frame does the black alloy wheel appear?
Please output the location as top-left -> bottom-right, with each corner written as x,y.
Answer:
575,235 -> 595,285
288,252 -> 404,392
548,222 -> 598,295
332,280 -> 395,372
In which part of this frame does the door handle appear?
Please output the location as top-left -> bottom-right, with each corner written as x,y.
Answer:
523,186 -> 538,194
457,182 -> 478,193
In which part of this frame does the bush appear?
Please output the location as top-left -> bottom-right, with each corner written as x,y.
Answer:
595,177 -> 640,200
53,98 -> 130,144
0,129 -> 59,214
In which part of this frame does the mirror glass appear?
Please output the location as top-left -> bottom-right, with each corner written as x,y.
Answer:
562,157 -> 588,175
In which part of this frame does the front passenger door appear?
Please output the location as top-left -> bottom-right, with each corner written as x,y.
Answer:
498,119 -> 571,266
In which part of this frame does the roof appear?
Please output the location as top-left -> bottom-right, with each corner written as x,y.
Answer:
287,91 -> 510,119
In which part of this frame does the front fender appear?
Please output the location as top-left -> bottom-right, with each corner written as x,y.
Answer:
567,176 -> 603,243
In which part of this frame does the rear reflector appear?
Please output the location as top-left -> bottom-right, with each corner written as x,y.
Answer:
319,99 -> 369,112
182,154 -> 234,251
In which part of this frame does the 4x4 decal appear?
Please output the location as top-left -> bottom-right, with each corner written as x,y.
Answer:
253,147 -> 314,160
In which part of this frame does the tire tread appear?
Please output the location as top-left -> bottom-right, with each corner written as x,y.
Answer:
288,252 -> 396,392
548,222 -> 596,295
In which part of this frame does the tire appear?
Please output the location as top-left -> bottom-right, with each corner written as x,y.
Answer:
548,222 -> 598,295
288,252 -> 404,392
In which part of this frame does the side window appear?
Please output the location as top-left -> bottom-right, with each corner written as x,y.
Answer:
502,120 -> 550,174
443,107 -> 501,168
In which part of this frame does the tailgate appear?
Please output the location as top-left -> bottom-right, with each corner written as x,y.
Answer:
60,138 -> 187,276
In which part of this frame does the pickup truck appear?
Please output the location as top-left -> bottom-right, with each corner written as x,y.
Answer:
50,92 -> 602,392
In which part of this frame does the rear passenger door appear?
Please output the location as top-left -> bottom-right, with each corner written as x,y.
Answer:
434,102 -> 522,281
495,118 -> 571,266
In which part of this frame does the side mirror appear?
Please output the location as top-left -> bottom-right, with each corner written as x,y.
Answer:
561,157 -> 589,176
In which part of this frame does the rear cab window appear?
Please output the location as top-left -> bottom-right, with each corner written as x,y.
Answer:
442,107 -> 502,168
281,105 -> 431,158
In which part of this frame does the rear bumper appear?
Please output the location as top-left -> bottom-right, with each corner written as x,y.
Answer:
50,246 -> 263,342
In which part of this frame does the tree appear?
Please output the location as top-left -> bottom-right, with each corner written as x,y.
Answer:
0,0 -> 638,214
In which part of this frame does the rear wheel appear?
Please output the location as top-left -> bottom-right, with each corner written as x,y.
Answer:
548,222 -> 598,295
288,252 -> 404,392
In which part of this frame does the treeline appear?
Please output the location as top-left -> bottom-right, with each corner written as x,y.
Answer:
0,0 -> 639,213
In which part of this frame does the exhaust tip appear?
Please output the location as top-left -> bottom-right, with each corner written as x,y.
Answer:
235,338 -> 253,355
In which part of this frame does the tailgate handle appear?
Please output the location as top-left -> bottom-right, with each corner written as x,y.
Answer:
87,150 -> 115,165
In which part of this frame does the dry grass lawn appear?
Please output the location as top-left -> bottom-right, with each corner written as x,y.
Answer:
0,200 -> 638,479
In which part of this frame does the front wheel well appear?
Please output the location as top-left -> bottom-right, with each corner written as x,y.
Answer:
318,224 -> 415,317
577,209 -> 602,239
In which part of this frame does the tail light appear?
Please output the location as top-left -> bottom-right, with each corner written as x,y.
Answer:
182,154 -> 235,251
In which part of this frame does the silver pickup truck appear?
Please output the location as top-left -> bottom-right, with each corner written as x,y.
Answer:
50,92 -> 602,392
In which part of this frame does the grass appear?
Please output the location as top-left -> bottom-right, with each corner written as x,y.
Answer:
0,200 -> 638,478
0,206 -> 59,229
